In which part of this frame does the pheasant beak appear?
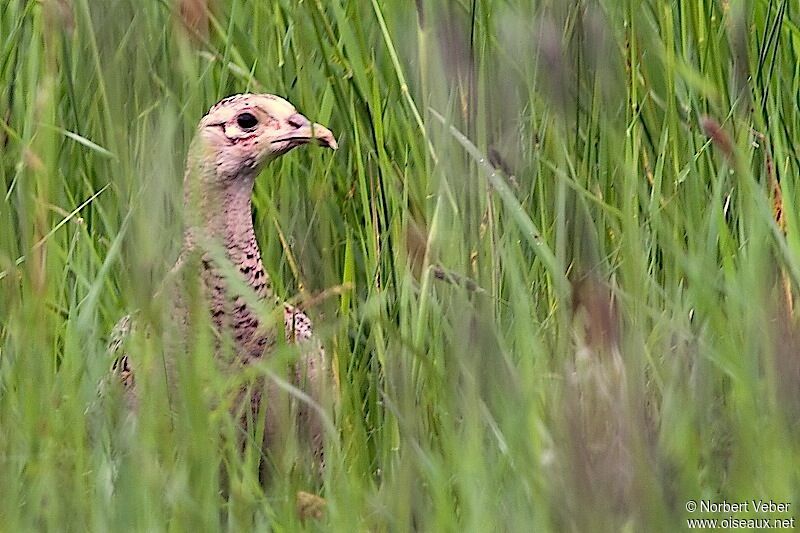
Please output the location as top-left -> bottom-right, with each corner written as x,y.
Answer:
275,113 -> 337,151
311,123 -> 338,150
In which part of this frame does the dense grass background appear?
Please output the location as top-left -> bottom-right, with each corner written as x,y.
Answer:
2,0 -> 799,530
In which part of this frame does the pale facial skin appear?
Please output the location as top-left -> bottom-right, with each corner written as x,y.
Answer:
193,93 -> 337,183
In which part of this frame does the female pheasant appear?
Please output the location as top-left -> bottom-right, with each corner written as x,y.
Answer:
108,93 -> 336,470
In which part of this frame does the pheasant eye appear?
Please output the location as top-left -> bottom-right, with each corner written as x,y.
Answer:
236,112 -> 258,129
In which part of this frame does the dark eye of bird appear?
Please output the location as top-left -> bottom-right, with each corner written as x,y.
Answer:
236,112 -> 258,129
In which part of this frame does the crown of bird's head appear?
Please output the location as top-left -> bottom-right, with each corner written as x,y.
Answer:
191,93 -> 337,182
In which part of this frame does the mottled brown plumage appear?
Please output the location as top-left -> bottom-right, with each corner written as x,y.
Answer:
108,93 -> 336,470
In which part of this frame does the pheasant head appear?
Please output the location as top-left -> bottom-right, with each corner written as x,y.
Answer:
183,93 -> 336,231
188,93 -> 336,184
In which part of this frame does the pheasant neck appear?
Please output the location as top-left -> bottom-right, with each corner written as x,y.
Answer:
184,173 -> 273,302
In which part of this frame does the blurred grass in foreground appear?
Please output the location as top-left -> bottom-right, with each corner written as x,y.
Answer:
1,0 -> 799,530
